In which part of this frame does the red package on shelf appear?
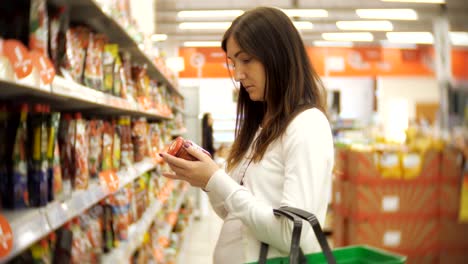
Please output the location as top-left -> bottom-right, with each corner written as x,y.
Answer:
72,113 -> 89,190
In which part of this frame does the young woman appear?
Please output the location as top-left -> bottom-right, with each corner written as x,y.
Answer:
160,6 -> 334,264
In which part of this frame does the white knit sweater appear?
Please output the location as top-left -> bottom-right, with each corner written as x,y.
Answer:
205,108 -> 334,264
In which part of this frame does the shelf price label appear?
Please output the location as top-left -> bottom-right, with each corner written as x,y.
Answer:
99,170 -> 120,193
158,236 -> 170,248
153,248 -> 164,262
0,214 -> 13,258
166,212 -> 178,227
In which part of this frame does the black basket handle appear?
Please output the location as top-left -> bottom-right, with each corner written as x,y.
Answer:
258,209 -> 306,264
280,206 -> 337,264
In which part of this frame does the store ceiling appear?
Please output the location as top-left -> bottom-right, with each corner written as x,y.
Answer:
154,0 -> 468,45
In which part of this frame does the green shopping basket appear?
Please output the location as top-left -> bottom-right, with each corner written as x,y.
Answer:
247,207 -> 406,264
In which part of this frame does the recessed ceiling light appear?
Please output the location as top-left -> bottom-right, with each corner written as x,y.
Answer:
183,41 -> 221,47
177,10 -> 244,18
336,21 -> 393,31
151,34 -> 168,42
381,0 -> 444,3
282,9 -> 328,18
386,32 -> 434,44
179,22 -> 232,30
322,32 -> 374,42
356,9 -> 418,20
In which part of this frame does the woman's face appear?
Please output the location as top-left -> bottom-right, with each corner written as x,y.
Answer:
226,37 -> 266,102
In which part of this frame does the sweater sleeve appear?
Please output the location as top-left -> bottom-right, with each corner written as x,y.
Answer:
205,109 -> 334,253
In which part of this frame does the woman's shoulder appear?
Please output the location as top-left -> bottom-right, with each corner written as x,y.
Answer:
290,108 -> 329,128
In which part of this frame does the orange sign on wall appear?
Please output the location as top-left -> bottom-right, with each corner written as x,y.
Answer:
179,46 -> 468,79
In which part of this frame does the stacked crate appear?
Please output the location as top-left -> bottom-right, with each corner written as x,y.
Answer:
439,147 -> 468,263
332,147 -> 440,264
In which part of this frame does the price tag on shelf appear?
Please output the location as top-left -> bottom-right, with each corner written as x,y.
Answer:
158,236 -> 170,248
166,212 -> 177,227
153,248 -> 164,262
0,214 -> 13,258
137,96 -> 152,111
99,170 -> 120,193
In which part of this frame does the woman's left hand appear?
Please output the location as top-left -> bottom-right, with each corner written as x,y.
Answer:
160,145 -> 220,189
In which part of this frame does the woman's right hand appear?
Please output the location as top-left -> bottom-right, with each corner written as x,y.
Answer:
160,144 -> 220,189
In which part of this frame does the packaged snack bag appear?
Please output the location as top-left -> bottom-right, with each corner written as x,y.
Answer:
84,33 -> 107,90
73,113 -> 89,190
29,0 -> 48,56
88,119 -> 103,178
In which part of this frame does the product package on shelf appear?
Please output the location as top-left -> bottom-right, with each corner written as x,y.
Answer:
84,33 -> 107,90
46,111 -> 61,202
58,113 -> 74,200
29,0 -> 48,56
106,185 -> 131,246
120,51 -> 135,102
61,26 -> 89,84
72,113 -> 90,190
88,119 -> 104,179
48,3 -> 68,73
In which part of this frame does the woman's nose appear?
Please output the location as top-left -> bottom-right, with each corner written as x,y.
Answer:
234,70 -> 246,81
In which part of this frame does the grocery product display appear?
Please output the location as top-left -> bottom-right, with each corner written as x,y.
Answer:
331,125 -> 468,264
0,1 -> 189,263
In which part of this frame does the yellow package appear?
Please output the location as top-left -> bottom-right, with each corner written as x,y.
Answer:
402,152 -> 422,179
380,152 -> 401,179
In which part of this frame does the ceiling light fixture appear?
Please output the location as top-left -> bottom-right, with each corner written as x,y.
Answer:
336,20 -> 393,31
183,41 -> 221,47
386,32 -> 434,44
151,34 -> 168,41
179,22 -> 232,30
450,32 -> 468,46
177,10 -> 244,18
381,0 -> 444,3
293,21 -> 314,30
322,32 -> 374,42
282,9 -> 329,18
313,41 -> 354,47
356,9 -> 418,20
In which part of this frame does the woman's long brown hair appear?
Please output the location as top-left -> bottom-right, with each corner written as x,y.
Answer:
222,7 -> 327,171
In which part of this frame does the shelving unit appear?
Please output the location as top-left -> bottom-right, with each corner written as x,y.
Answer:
65,0 -> 183,99
101,184 -> 188,264
1,159 -> 158,263
101,198 -> 163,264
0,77 -> 172,121
0,0 -> 189,262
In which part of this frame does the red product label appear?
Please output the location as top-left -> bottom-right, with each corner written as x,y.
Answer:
0,214 -> 13,258
30,50 -> 55,84
3,40 -> 33,79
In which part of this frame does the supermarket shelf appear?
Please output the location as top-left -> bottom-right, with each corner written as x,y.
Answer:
0,77 -> 172,121
159,188 -> 187,240
46,158 -> 156,230
67,0 -> 183,99
101,199 -> 163,264
2,209 -> 52,263
102,186 -> 188,264
175,214 -> 195,264
0,159 -> 157,263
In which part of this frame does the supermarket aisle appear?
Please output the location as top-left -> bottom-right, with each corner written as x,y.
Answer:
178,201 -> 223,264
